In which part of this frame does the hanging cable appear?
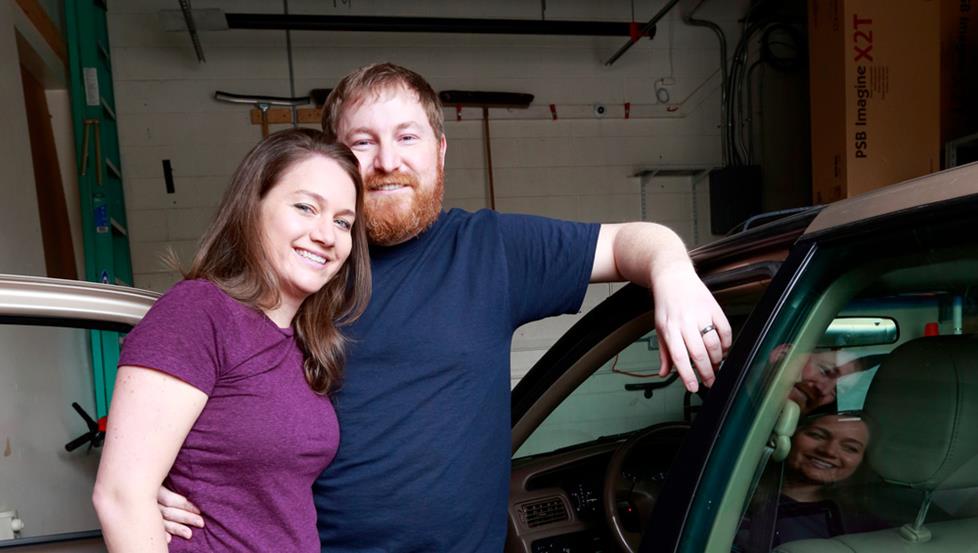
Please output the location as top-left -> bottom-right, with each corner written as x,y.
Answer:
744,59 -> 763,165
759,22 -> 804,73
683,9 -> 729,165
284,0 -> 298,128
726,18 -> 770,165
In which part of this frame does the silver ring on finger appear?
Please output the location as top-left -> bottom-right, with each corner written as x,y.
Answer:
700,324 -> 716,336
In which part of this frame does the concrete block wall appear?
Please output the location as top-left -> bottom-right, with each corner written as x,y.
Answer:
107,0 -> 743,384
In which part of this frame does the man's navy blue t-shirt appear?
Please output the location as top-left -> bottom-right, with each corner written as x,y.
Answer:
313,209 -> 599,552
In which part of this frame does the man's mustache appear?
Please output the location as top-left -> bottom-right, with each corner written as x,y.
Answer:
366,171 -> 420,190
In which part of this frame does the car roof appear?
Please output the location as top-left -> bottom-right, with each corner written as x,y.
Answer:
805,161 -> 978,236
691,161 -> 978,271
0,273 -> 157,326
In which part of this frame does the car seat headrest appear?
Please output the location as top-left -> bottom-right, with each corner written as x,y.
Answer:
864,335 -> 978,490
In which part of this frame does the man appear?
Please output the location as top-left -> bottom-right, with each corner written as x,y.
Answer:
771,345 -> 871,414
160,63 -> 731,551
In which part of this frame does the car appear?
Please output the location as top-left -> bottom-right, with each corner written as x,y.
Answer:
2,162 -> 977,551
0,276 -> 155,548
507,161 -> 978,553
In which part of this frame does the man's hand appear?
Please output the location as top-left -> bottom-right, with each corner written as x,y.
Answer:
650,264 -> 732,392
592,223 -> 732,392
157,486 -> 204,541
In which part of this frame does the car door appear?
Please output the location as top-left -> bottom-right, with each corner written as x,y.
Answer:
0,275 -> 153,551
645,169 -> 978,553
506,224 -> 801,553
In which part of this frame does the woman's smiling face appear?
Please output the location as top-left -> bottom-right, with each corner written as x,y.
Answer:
259,154 -> 357,311
787,414 -> 869,485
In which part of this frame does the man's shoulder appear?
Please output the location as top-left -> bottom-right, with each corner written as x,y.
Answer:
442,207 -> 496,224
442,207 -> 570,230
435,208 -> 502,236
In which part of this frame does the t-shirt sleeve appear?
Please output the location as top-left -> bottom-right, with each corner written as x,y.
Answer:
497,212 -> 601,326
118,280 -> 227,395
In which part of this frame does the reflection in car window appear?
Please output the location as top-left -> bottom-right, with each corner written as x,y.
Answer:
722,245 -> 978,552
0,322 -> 104,539
514,331 -> 693,458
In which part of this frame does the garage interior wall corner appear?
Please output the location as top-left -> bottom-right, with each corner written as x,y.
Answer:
0,1 -> 46,276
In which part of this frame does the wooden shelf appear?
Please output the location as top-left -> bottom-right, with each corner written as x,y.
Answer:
249,106 -> 323,126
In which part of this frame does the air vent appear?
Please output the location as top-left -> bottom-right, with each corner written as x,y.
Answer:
520,497 -> 568,528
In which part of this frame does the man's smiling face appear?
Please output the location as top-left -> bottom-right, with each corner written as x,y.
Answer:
336,85 -> 447,246
788,350 -> 861,413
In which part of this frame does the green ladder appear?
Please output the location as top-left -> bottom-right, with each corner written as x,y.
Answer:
65,0 -> 134,418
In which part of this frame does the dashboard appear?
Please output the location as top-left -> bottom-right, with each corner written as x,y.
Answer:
507,441 -> 622,553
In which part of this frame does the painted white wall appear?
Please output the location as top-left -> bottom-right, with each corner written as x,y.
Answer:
0,1 -> 45,277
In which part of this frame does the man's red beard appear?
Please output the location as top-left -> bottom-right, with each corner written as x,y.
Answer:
363,164 -> 444,246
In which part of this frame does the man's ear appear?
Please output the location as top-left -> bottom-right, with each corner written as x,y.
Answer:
439,134 -> 447,167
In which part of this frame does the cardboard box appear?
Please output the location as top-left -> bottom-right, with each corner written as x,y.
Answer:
808,0 -> 940,204
942,0 -> 978,148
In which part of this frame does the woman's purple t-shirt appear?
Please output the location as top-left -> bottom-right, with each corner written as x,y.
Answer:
118,279 -> 338,552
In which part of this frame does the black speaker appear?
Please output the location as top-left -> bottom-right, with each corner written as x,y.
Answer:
709,166 -> 762,235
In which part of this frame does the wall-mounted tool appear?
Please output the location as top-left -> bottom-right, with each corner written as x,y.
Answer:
214,89 -> 333,137
214,90 -> 311,138
437,91 -> 534,210
64,402 -> 106,453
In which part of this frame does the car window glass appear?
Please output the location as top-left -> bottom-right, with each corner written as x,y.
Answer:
514,279 -> 765,460
701,238 -> 978,552
0,322 -> 110,541
514,330 -> 694,458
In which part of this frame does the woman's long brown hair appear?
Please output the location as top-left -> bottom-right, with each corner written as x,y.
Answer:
185,128 -> 371,394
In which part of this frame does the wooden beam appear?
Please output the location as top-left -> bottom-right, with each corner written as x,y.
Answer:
249,106 -> 324,126
14,0 -> 67,66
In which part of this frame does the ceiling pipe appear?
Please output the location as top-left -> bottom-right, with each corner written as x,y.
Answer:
223,13 -> 655,38
177,0 -> 206,62
603,0 -> 681,66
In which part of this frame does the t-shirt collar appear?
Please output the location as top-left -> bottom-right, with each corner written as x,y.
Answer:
368,210 -> 448,260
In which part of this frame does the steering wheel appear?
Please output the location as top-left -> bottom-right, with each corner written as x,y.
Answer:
603,421 -> 691,553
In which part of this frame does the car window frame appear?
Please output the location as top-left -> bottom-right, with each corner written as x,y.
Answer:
643,193 -> 978,553
0,276 -> 152,548
511,262 -> 784,456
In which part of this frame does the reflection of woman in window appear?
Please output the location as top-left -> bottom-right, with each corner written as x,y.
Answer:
773,413 -> 885,545
783,413 -> 868,501
735,413 -> 886,551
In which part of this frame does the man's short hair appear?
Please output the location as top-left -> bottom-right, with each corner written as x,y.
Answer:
321,63 -> 445,141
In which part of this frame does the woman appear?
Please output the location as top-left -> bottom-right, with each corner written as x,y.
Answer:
776,412 -> 885,545
92,128 -> 371,552
783,412 -> 870,503
735,412 -> 885,551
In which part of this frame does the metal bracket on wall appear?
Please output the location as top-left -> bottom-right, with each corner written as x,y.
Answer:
636,167 -> 711,246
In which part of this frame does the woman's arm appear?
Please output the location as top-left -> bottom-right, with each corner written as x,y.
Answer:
93,365 -> 207,552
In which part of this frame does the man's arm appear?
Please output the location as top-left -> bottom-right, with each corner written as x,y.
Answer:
592,223 -> 732,392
